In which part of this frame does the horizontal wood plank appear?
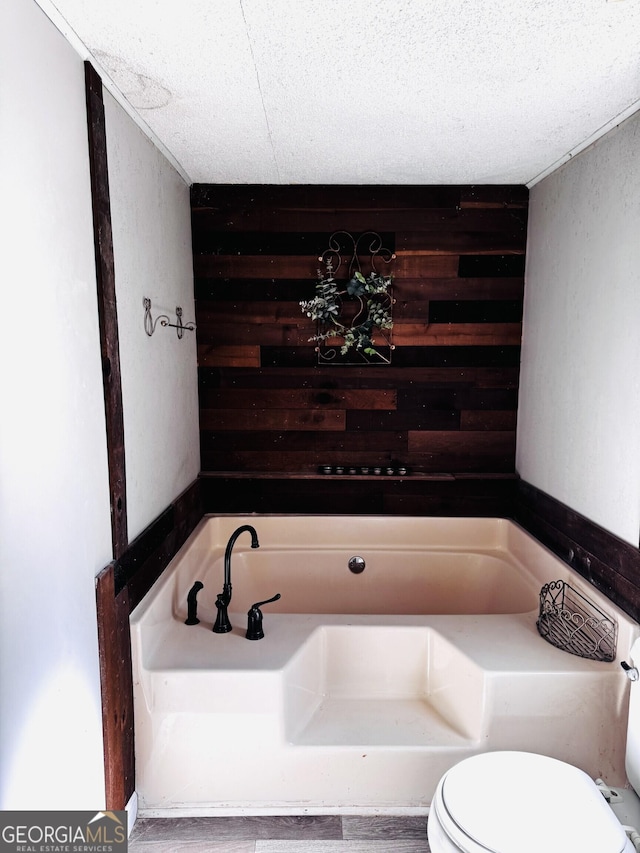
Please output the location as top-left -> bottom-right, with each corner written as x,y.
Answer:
387,276 -> 524,302
199,388 -> 397,410
408,429 -> 516,452
200,408 -> 346,431
200,322 -> 311,347
192,206 -> 527,236
515,480 -> 640,623
198,345 -> 260,367
461,410 -> 517,430
198,365 -> 520,390
198,321 -> 521,348
197,301 -> 309,323
194,253 -> 459,279
195,276 -> 524,303
397,387 -> 517,411
200,450 -> 409,472
392,322 -> 522,347
199,473 -> 518,516
200,429 -> 406,452
191,184 -> 463,210
459,186 -> 529,208
396,231 -> 525,254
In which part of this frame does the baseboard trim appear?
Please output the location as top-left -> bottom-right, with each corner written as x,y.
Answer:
126,791 -> 138,837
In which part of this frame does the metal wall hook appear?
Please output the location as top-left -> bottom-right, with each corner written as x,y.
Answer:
143,297 -> 196,339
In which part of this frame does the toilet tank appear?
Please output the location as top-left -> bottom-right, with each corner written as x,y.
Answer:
626,637 -> 640,793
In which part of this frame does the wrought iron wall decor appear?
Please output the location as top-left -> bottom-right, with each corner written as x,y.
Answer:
300,231 -> 396,365
143,297 -> 195,339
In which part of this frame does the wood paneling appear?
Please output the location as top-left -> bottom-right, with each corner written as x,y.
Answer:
200,474 -> 517,518
198,345 -> 261,367
118,479 -> 204,609
515,480 -> 640,623
200,408 -> 346,432
95,479 -> 203,809
192,185 -> 526,486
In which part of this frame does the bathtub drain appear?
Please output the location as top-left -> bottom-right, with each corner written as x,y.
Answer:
348,556 -> 366,574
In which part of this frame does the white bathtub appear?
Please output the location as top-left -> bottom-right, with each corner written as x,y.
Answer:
130,515 -> 639,816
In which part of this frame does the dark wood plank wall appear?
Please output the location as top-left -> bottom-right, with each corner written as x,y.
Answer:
192,185 -> 527,499
515,481 -> 640,624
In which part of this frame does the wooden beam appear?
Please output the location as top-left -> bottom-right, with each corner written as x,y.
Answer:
85,60 -> 131,811
85,61 -> 127,559
95,564 -> 135,810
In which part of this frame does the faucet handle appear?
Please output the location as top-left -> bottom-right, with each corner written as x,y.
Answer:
246,593 -> 281,641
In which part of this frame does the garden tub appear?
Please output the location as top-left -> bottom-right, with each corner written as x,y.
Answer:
130,515 -> 638,816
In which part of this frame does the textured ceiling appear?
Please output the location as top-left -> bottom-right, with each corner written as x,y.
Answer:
41,0 -> 640,185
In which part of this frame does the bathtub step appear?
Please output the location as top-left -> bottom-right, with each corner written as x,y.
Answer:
293,697 -> 474,746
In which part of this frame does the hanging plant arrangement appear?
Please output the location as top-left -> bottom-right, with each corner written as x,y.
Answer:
300,231 -> 395,364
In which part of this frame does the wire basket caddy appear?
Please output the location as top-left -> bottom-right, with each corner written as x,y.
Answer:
537,580 -> 617,662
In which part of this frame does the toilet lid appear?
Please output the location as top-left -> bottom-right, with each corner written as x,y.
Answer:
439,752 -> 628,853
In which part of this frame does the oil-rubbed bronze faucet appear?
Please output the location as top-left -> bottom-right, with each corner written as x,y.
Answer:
246,593 -> 281,640
184,581 -> 204,625
213,525 -> 260,633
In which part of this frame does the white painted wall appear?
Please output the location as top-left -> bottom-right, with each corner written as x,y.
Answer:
0,0 -> 200,810
517,112 -> 640,546
0,0 -> 112,809
104,93 -> 199,541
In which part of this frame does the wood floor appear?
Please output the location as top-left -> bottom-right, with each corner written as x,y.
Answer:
128,815 -> 431,852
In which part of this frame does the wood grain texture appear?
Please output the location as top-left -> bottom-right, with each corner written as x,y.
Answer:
85,61 -> 128,558
255,843 -> 429,852
122,479 -> 204,610
95,479 -> 203,810
129,843 -> 254,852
198,365 -> 519,389
199,388 -> 397,410
192,185 -> 526,481
128,815 -> 430,852
341,817 -> 428,840
198,345 -> 261,367
515,479 -> 640,622
130,816 -> 343,844
200,409 -> 346,431
199,474 -> 516,517
95,563 -> 135,810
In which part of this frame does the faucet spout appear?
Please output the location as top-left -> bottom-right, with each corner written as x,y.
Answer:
213,524 -> 260,633
224,524 -> 259,590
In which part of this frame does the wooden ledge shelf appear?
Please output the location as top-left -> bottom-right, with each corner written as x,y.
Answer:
199,472 -> 518,518
199,471 -> 518,481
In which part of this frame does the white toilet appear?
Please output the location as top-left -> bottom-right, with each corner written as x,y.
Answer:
428,638 -> 640,853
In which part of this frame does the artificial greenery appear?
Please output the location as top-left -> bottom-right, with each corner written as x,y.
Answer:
300,264 -> 393,359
